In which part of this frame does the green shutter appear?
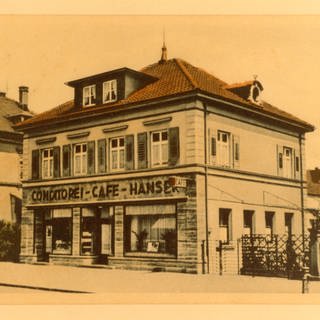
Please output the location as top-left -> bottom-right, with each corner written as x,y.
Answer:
125,135 -> 134,170
137,132 -> 148,169
87,141 -> 95,175
168,127 -> 180,166
62,144 -> 71,177
31,149 -> 40,180
53,146 -> 60,178
232,135 -> 240,169
97,139 -> 106,173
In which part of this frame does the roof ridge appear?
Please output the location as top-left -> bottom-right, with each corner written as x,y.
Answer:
174,58 -> 198,89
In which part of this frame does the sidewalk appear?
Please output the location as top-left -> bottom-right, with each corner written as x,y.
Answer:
0,262 -> 319,294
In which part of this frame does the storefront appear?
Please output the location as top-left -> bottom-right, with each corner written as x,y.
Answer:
21,174 -> 199,272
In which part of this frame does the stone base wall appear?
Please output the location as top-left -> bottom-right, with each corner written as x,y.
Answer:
49,255 -> 99,266
108,256 -> 198,273
19,254 -> 37,264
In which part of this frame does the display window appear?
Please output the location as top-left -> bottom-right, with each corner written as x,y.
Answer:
124,204 -> 177,255
52,208 -> 72,255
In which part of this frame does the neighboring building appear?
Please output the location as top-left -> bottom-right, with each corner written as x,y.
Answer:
0,87 -> 32,223
15,46 -> 314,274
306,168 -> 320,217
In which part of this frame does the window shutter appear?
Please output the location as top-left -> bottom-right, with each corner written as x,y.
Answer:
294,149 -> 300,179
209,129 -> 217,165
53,146 -> 60,178
277,145 -> 283,176
168,127 -> 180,166
137,132 -> 148,169
87,141 -> 95,175
97,139 -> 106,173
232,135 -> 240,169
31,149 -> 40,180
62,144 -> 71,177
125,134 -> 134,170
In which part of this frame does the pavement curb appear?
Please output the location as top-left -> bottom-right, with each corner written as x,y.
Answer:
0,282 -> 92,294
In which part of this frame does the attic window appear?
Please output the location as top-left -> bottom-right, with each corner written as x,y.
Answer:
83,84 -> 96,107
103,80 -> 117,103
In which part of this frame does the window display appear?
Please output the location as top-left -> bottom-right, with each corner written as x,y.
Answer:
52,209 -> 72,254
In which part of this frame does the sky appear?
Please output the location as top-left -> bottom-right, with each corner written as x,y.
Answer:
0,13 -> 320,169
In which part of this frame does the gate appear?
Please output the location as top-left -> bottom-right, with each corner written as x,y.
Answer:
240,234 -> 310,278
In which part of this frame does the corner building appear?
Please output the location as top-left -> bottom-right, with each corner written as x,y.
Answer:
16,47 -> 314,274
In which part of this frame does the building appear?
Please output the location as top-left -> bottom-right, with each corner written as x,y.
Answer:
15,45 -> 314,274
0,87 -> 32,223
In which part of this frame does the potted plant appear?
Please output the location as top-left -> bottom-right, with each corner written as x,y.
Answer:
132,229 -> 148,251
161,230 -> 177,254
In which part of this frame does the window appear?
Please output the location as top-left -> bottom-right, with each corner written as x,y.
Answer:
81,208 -> 98,256
285,213 -> 293,237
83,84 -> 96,106
219,208 -> 232,243
52,209 -> 72,255
124,205 -> 177,255
110,137 -> 125,171
151,130 -> 168,167
217,131 -> 230,166
74,143 -> 87,175
103,80 -> 117,103
42,148 -> 53,179
243,210 -> 254,235
283,147 -> 292,178
265,211 -> 275,236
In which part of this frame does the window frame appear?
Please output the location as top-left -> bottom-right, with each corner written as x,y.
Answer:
283,146 -> 293,178
265,211 -> 275,236
219,208 -> 232,243
110,136 -> 125,172
217,130 -> 231,167
82,84 -> 96,107
243,210 -> 254,235
150,130 -> 168,168
41,148 -> 54,179
73,143 -> 87,176
102,79 -> 117,104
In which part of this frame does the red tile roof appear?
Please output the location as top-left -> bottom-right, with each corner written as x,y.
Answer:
15,58 -> 314,131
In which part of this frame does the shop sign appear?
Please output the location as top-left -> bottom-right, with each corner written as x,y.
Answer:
28,177 -> 185,204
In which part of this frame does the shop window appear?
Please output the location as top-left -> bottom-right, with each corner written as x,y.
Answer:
103,79 -> 117,103
265,211 -> 275,236
81,207 -> 98,256
52,209 -> 72,255
110,137 -> 125,171
74,143 -> 87,175
151,130 -> 168,167
243,210 -> 254,235
219,208 -> 232,243
83,84 -> 96,107
124,205 -> 177,255
285,212 -> 294,237
42,148 -> 53,179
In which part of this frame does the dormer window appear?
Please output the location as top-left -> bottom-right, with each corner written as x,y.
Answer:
103,80 -> 117,103
83,85 -> 96,107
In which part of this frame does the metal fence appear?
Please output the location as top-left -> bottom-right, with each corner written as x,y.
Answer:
240,234 -> 310,278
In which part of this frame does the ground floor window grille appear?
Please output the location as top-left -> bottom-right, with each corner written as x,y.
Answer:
52,209 -> 72,255
125,205 -> 176,255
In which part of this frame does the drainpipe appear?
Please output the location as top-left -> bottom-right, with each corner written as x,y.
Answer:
299,133 -> 305,251
203,102 -> 210,273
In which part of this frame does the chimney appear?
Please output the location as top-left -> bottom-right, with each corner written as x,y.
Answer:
19,86 -> 28,111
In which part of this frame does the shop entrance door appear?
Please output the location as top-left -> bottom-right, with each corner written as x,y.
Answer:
44,224 -> 52,262
101,223 -> 112,257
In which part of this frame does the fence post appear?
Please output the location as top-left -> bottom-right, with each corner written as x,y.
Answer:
219,240 -> 223,276
237,238 -> 240,275
201,240 -> 206,274
275,235 -> 279,274
302,266 -> 310,294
